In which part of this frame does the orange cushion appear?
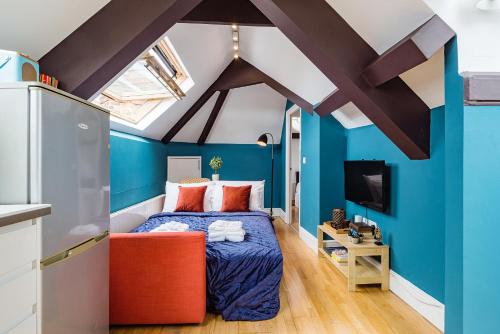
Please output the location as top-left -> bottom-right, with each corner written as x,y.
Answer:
221,185 -> 252,212
175,186 -> 207,212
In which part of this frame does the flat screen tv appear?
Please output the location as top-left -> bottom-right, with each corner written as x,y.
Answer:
344,160 -> 389,212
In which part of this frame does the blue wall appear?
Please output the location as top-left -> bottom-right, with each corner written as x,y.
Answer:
463,106 -> 500,333
300,111 -> 322,235
110,131 -> 282,212
345,107 -> 445,303
299,110 -> 346,236
444,38 -> 464,333
110,131 -> 168,212
166,142 -> 282,209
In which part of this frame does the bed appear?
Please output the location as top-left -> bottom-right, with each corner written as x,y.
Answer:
132,210 -> 283,321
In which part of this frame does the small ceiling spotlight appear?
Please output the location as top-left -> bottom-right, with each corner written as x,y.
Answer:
476,0 -> 500,11
231,24 -> 240,60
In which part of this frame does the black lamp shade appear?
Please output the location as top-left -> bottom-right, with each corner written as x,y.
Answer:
257,134 -> 268,146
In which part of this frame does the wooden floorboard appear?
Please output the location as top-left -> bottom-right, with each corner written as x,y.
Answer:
111,219 -> 441,334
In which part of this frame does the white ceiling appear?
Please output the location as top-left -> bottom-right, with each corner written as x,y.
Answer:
1,0 -> 447,140
0,0 -> 111,60
111,23 -> 331,143
423,0 -> 500,73
239,26 -> 336,104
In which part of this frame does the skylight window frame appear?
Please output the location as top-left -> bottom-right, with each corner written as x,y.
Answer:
93,36 -> 194,129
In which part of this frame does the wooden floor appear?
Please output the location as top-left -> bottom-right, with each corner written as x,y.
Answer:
290,206 -> 299,232
111,219 -> 440,334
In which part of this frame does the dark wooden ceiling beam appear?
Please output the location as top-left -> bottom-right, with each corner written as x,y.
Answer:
180,0 -> 273,26
162,89 -> 215,144
362,15 -> 455,87
198,89 -> 230,145
39,0 -> 202,99
162,58 -> 312,143
250,0 -> 431,159
315,89 -> 350,116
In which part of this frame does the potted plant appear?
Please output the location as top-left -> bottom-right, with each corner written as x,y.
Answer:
209,156 -> 223,181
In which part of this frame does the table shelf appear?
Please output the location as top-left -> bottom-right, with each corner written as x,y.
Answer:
317,223 -> 389,291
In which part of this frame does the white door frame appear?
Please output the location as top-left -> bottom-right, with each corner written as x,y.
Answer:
285,105 -> 301,226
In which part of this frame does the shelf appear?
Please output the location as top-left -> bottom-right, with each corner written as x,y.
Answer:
317,223 -> 390,291
319,248 -> 347,275
319,248 -> 381,282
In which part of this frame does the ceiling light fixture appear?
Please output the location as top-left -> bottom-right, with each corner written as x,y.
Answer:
476,0 -> 500,11
232,24 -> 240,60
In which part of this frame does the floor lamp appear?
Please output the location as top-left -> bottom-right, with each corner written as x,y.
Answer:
257,132 -> 274,219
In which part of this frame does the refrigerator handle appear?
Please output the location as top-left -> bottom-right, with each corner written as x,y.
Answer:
40,230 -> 109,269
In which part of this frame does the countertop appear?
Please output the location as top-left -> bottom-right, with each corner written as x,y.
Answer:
0,204 -> 51,228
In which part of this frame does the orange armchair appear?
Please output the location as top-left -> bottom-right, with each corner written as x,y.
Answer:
110,232 -> 206,324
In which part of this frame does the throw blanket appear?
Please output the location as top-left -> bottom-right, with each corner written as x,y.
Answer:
133,211 -> 283,321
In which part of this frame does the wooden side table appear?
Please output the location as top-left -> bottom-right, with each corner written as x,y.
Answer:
317,223 -> 389,291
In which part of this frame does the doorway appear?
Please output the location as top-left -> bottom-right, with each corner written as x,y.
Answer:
285,106 -> 301,232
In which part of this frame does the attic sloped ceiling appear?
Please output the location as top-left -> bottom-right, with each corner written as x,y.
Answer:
0,0 -> 110,61
2,0 -> 447,150
111,23 -> 327,143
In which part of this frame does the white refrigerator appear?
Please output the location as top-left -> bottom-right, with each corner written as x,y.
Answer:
0,82 -> 109,334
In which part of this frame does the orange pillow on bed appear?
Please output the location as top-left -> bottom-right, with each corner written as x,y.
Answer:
175,186 -> 207,212
221,185 -> 252,212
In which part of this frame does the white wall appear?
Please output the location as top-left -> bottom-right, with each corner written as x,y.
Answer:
423,0 -> 500,73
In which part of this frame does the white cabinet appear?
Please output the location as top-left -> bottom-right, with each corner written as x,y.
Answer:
0,219 -> 40,334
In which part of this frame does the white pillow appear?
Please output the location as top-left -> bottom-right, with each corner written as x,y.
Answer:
211,180 -> 265,211
162,181 -> 213,212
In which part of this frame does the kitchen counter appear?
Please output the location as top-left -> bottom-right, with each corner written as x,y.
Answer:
0,204 -> 51,228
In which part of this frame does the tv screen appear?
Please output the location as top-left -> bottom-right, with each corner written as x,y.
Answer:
344,160 -> 389,212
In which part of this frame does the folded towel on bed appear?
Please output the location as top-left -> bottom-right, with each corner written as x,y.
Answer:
208,220 -> 243,231
150,221 -> 189,232
208,220 -> 245,242
225,230 -> 245,242
208,231 -> 226,242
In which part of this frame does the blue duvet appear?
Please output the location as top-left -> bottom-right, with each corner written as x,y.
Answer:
132,211 -> 283,321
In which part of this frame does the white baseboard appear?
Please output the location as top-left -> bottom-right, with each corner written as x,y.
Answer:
299,226 -> 318,254
298,228 -> 444,331
389,270 -> 445,331
263,208 -> 286,221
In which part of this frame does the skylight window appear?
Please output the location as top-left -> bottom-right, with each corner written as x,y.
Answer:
94,37 -> 193,128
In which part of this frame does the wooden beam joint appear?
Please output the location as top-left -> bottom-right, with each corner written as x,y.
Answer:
162,58 -> 312,143
362,15 -> 455,87
315,89 -> 349,117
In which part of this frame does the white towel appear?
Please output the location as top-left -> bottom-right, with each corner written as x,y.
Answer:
207,220 -> 226,231
225,230 -> 246,242
208,231 -> 226,242
208,220 -> 243,231
150,221 -> 189,232
208,220 -> 245,242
